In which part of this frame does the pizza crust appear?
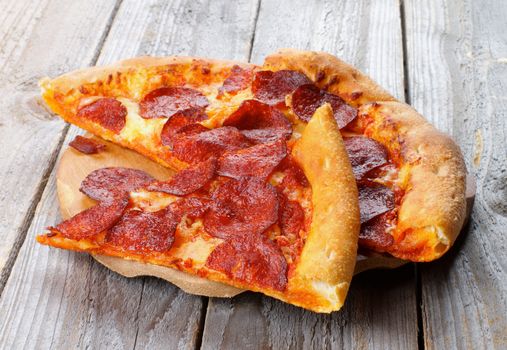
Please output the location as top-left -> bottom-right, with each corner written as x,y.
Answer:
262,49 -> 467,261
262,48 -> 396,106
40,56 -> 255,98
288,104 -> 359,311
361,102 -> 466,261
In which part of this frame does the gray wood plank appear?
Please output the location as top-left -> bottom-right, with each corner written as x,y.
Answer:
403,0 -> 507,348
203,266 -> 416,350
0,0 -> 121,287
201,1 -> 418,349
0,0 -> 260,349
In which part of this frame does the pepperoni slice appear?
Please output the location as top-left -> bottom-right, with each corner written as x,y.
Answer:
252,70 -> 312,105
359,213 -> 395,251
170,196 -> 212,220
203,177 -> 278,239
292,84 -> 357,128
358,183 -> 395,224
147,158 -> 217,196
223,100 -> 292,143
217,140 -> 287,180
278,191 -> 305,237
80,167 -> 155,202
206,237 -> 288,291
219,65 -> 253,95
140,87 -> 209,119
172,126 -> 251,164
69,136 -> 106,154
164,123 -> 210,149
160,108 -> 208,147
49,194 -> 129,240
106,208 -> 178,252
344,136 -> 388,180
275,157 -> 309,188
77,98 -> 127,134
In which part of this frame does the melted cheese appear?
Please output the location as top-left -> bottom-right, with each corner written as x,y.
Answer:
130,190 -> 178,212
117,97 -> 165,149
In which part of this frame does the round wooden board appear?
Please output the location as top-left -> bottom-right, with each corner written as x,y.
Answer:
56,134 -> 474,298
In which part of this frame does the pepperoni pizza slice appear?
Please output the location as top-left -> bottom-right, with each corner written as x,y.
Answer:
38,104 -> 360,313
40,50 -> 466,264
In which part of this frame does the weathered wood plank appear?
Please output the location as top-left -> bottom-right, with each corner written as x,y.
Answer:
403,0 -> 507,348
203,266 -> 416,349
98,0 -> 259,62
0,0 -> 260,348
0,0 -> 121,287
201,1 -> 418,349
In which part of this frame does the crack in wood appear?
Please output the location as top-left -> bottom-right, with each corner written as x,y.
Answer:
247,0 -> 262,62
400,2 -> 423,349
195,297 -> 209,350
132,278 -> 146,350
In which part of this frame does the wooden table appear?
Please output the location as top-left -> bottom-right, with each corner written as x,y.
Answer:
0,0 -> 505,348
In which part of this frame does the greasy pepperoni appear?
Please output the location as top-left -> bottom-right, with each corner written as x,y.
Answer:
217,140 -> 287,180
147,158 -> 217,195
80,167 -> 155,202
49,194 -> 129,240
203,177 -> 278,239
69,135 -> 106,154
160,108 -> 208,147
344,136 -> 388,180
292,84 -> 357,128
172,126 -> 251,164
206,237 -> 288,291
252,70 -> 312,105
219,65 -> 253,95
278,191 -> 305,237
140,87 -> 209,119
239,128 -> 289,144
106,208 -> 177,252
165,123 -> 210,149
359,213 -> 395,251
358,183 -> 395,224
77,98 -> 127,134
170,196 -> 212,220
223,100 -> 292,143
275,157 -> 309,188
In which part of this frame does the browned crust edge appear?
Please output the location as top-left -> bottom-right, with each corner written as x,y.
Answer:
41,56 -> 256,96
263,49 -> 466,261
290,104 -> 360,311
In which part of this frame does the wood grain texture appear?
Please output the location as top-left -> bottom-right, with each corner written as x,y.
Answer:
201,1 -> 418,349
404,0 -> 507,348
203,266 -> 417,350
0,0 -> 260,348
0,0 -> 120,286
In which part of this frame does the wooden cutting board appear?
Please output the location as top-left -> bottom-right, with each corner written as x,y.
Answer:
55,134 -> 475,297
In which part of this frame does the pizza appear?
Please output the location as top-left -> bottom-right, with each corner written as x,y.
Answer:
38,103 -> 360,313
37,49 -> 467,312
